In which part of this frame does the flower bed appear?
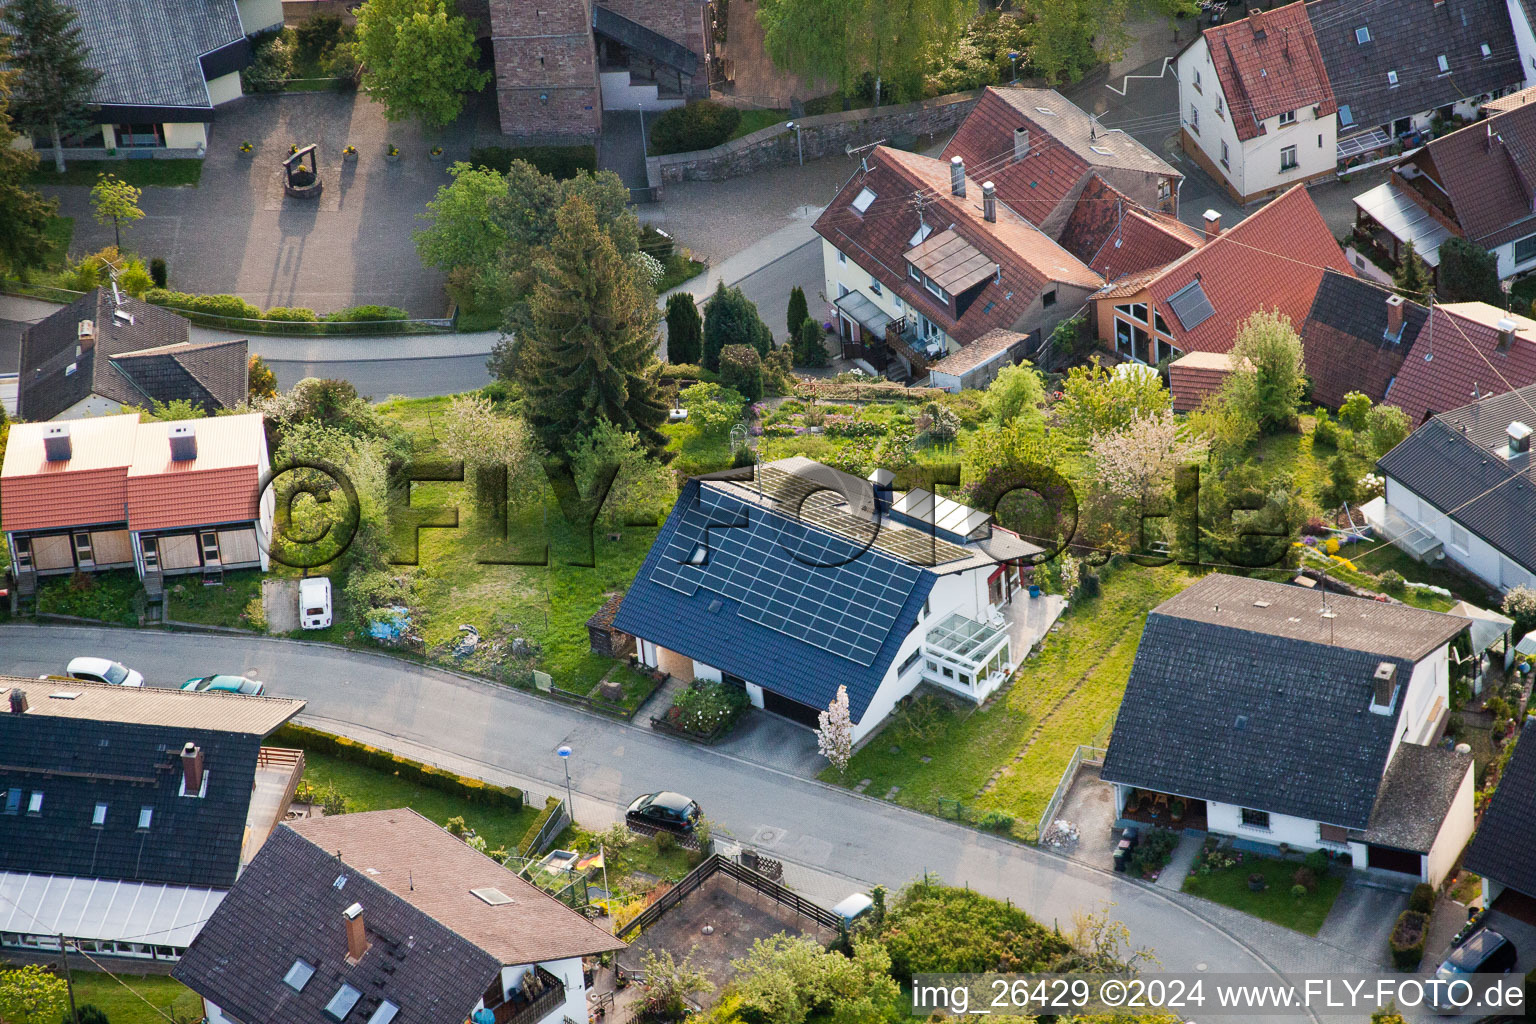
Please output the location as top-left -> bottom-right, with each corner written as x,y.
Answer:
651,679 -> 752,742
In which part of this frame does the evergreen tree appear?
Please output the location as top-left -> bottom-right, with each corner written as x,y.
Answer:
0,0 -> 101,174
516,196 -> 669,460
1391,239 -> 1430,300
0,40 -> 58,276
702,282 -> 771,370
794,317 -> 829,367
1438,236 -> 1503,305
664,292 -> 703,364
786,285 -> 809,340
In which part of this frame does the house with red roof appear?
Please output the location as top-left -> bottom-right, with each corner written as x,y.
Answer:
813,145 -> 1102,380
1,412 -> 272,600
1089,184 -> 1353,364
1055,174 -> 1206,283
1383,302 -> 1536,425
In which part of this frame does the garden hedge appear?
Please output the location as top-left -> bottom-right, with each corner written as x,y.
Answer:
469,144 -> 597,180
518,795 -> 564,856
271,723 -> 523,813
649,101 -> 742,155
144,288 -> 261,320
1408,883 -> 1436,914
1389,910 -> 1428,970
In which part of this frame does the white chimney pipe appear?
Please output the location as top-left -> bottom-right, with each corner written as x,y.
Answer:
982,181 -> 996,222
950,155 -> 966,197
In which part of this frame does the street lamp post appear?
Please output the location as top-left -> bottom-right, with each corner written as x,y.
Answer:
787,121 -> 803,166
1008,51 -> 1020,84
556,745 -> 574,821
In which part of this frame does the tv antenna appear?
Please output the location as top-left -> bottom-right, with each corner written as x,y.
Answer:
846,139 -> 886,173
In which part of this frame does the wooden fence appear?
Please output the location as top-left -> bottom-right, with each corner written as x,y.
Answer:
616,854 -> 840,939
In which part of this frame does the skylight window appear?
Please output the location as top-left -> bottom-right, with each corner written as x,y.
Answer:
851,187 -> 877,214
1387,70 -> 1399,86
1034,106 -> 1057,116
324,984 -> 363,1021
27,792 -> 42,815
92,803 -> 107,826
138,806 -> 153,830
1482,42 -> 1492,58
1437,54 -> 1450,73
908,222 -> 933,246
471,886 -> 513,906
1339,104 -> 1355,127
283,959 -> 316,993
1355,26 -> 1370,43
687,544 -> 707,565
1090,145 -> 1112,155
367,1002 -> 399,1024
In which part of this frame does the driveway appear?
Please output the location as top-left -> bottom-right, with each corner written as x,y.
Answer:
1,622 -> 1400,1019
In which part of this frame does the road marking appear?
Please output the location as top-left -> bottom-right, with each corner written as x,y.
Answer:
1106,56 -> 1177,98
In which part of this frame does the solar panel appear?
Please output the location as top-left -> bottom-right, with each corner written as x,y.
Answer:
651,486 -> 922,666
758,466 -> 971,566
1167,280 -> 1215,330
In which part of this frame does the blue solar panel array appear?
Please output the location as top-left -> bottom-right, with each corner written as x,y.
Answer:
650,485 -> 923,666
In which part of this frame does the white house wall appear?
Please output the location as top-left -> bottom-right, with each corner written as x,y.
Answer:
1384,476 -> 1510,591
206,70 -> 243,107
1179,39 -> 1235,190
495,958 -> 589,1024
57,394 -> 125,420
821,238 -> 953,353
1425,764 -> 1476,888
1207,800 -> 1342,852
236,0 -> 284,34
1508,0 -> 1536,84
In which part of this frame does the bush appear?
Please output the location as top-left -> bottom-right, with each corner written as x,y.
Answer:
242,30 -> 294,92
1128,827 -> 1180,877
1291,884 -> 1308,899
1313,410 -> 1342,448
719,344 -> 763,401
878,879 -> 1072,981
655,830 -> 678,853
326,304 -> 412,322
149,256 -> 167,288
143,288 -> 262,320
1292,867 -> 1318,893
118,258 -> 153,299
1303,849 -> 1330,874
977,809 -> 1014,832
649,100 -> 742,155
667,679 -> 752,736
468,145 -> 597,180
294,11 -> 343,58
1408,883 -> 1436,915
1389,910 -> 1428,970
1378,569 -> 1407,595
263,306 -> 320,323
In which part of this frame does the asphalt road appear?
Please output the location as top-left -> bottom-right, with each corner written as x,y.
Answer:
3,622 -> 1398,1020
266,354 -> 491,399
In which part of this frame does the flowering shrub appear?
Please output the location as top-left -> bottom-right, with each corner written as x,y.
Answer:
1357,472 -> 1385,499
822,415 -> 885,437
667,679 -> 752,737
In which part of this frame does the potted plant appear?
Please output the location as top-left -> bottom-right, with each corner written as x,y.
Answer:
1247,872 -> 1268,891
1170,798 -> 1185,822
385,144 -> 400,163
429,145 -> 444,161
239,141 -> 254,157
342,145 -> 358,162
289,143 -> 300,155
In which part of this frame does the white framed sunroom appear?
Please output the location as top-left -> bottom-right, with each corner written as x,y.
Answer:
922,612 -> 1013,701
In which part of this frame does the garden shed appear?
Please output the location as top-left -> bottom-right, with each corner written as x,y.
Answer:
587,594 -> 635,658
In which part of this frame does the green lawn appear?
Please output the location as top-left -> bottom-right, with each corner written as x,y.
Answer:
823,564 -> 1195,839
165,568 -> 265,628
43,215 -> 74,269
29,159 -> 203,187
730,108 -> 790,140
299,748 -> 541,854
69,971 -> 202,1024
1182,856 -> 1345,935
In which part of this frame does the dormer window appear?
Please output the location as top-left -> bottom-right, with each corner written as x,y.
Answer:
1355,25 -> 1370,43
1387,70 -> 1399,87
851,187 -> 877,214
1278,109 -> 1296,126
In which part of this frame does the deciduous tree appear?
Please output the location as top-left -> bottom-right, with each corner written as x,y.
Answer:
0,964 -> 67,1024
354,0 -> 488,127
0,0 -> 100,173
1025,0 -> 1128,85
414,163 -> 510,273
816,685 -> 853,774
248,355 -> 279,400
0,39 -> 57,276
1222,309 -> 1308,433
89,173 -> 142,251
1090,408 -> 1209,503
983,360 -> 1046,425
733,933 -> 898,1024
1056,357 -> 1171,442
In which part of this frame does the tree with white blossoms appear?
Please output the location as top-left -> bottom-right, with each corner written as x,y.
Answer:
817,685 -> 853,774
1090,408 -> 1209,503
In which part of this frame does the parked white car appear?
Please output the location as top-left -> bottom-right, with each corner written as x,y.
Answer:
64,657 -> 144,687
299,577 -> 332,630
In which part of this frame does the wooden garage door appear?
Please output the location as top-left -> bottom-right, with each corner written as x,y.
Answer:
90,530 -> 133,566
31,534 -> 74,571
158,533 -> 201,570
217,528 -> 259,565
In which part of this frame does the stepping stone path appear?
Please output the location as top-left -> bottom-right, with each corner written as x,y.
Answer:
884,786 -> 900,800
854,779 -> 872,793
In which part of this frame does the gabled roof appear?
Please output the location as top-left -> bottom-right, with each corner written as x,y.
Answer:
1377,381 -> 1536,578
1101,574 -> 1470,828
17,290 -> 247,421
1301,269 -> 1429,409
1205,2 -> 1336,142
0,679 -> 304,888
1385,302 -> 1536,425
1409,95 -> 1536,248
1355,742 -> 1472,853
1306,0 -> 1520,136
1107,185 -> 1352,354
1168,350 -> 1235,412
940,87 -> 1181,232
927,327 -> 1030,377
1465,718 -> 1536,895
1058,174 -> 1204,281
65,0 -> 247,110
813,146 -> 1101,345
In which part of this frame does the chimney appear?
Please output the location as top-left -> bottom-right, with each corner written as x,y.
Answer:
77,319 -> 96,352
8,690 -> 27,714
1510,421 -> 1533,453
181,742 -> 204,794
1497,316 -> 1517,351
344,903 -> 370,961
1385,293 -> 1405,340
1370,662 -> 1399,713
1014,127 -> 1030,161
169,423 -> 197,462
43,424 -> 72,463
1202,209 -> 1222,240
949,155 -> 966,197
1249,6 -> 1266,38
982,180 -> 997,222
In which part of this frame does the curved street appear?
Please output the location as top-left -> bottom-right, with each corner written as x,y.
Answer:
2,622 -> 1398,1020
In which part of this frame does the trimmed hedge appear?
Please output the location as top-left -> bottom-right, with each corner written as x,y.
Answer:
326,304 -> 412,322
1408,883 -> 1436,915
468,144 -> 597,180
144,288 -> 261,320
657,362 -> 718,383
1389,910 -> 1428,970
271,722 -> 523,813
649,101 -> 742,155
518,795 -> 564,856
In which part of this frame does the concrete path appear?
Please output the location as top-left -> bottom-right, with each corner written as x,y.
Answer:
0,622 -> 1396,1020
601,109 -> 650,191
1156,831 -> 1205,890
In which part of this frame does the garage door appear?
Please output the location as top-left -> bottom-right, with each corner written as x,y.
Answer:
1367,844 -> 1422,876
31,534 -> 74,571
158,534 -> 201,570
761,688 -> 822,729
1492,888 -> 1536,926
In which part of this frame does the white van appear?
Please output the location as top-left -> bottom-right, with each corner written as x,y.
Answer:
299,577 -> 332,630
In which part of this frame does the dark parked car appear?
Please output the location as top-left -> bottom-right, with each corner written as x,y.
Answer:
626,792 -> 701,834
1432,927 -> 1518,1014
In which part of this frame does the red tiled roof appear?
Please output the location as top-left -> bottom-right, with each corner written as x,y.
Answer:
1169,351 -> 1235,412
1058,174 -> 1203,281
1116,185 -> 1352,355
1386,303 -> 1536,425
1206,2 -> 1336,142
813,146 -> 1100,345
1416,100 -> 1536,248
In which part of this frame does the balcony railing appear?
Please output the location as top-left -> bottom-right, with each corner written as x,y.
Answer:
885,318 -> 935,375
492,967 -> 566,1024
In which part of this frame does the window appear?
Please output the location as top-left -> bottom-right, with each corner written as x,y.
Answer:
1158,178 -> 1171,201
1318,823 -> 1349,845
1240,807 -> 1271,830
1318,133 -> 1323,148
869,280 -> 882,296
909,263 -> 921,283
1515,232 -> 1536,265
1280,145 -> 1298,171
836,282 -> 850,299
92,802 -> 107,827
923,276 -> 947,303
324,984 -> 363,1021
1278,109 -> 1296,126
113,124 -> 164,148
909,222 -> 933,246
1216,96 -> 1224,118
138,806 -> 153,830
1387,70 -> 1399,87
897,648 -> 923,676
26,792 -> 42,816
1339,104 -> 1355,128
1192,68 -> 1202,92
1042,288 -> 1057,308
283,960 -> 316,992
1189,103 -> 1199,133
851,187 -> 877,214
1437,54 -> 1450,73
1355,26 -> 1370,43
1153,310 -> 1171,335
1482,42 -> 1492,58
1450,523 -> 1470,551
1220,140 -> 1229,169
837,249 -> 846,265
4,789 -> 19,815
367,1002 -> 399,1024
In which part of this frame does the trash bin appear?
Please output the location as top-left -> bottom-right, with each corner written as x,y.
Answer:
1113,845 -> 1129,873
1029,584 -> 1042,599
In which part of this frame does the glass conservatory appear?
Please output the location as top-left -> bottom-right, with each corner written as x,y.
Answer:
922,611 -> 1013,701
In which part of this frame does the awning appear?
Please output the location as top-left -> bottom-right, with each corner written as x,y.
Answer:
1338,127 -> 1392,160
1447,601 -> 1514,655
0,872 -> 223,947
834,291 -> 894,338
1353,182 -> 1453,267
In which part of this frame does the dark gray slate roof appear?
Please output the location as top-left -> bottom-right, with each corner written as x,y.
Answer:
1355,741 -> 1472,852
1377,383 -> 1536,578
1302,268 -> 1429,408
613,477 -> 936,721
1465,719 -> 1536,894
173,824 -> 501,1024
1308,0 -> 1521,133
18,290 -> 246,420
0,713 -> 261,888
1101,574 -> 1470,828
66,0 -> 247,109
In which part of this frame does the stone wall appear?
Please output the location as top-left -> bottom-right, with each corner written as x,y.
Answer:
656,90 -> 981,184
488,0 -> 601,139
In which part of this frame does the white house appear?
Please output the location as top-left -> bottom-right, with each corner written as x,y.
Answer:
614,457 -> 1055,743
1101,574 -> 1475,886
175,809 -> 624,1024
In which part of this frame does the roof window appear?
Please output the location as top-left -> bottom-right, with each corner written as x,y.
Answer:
27,792 -> 42,816
471,886 -> 514,906
851,187 -> 877,214
1387,70 -> 1399,87
138,806 -> 153,830
1482,42 -> 1492,58
909,222 -> 933,247
1090,145 -> 1112,155
283,959 -> 316,992
1167,279 -> 1216,330
1339,104 -> 1355,127
1355,26 -> 1370,43
324,984 -> 363,1021
367,1002 -> 399,1024
1034,106 -> 1057,116
1437,54 -> 1450,73
92,802 -> 107,826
